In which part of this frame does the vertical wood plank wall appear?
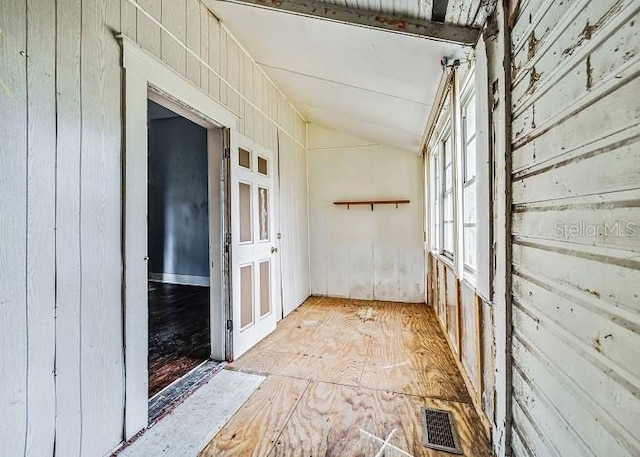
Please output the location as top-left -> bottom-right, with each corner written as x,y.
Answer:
0,0 -> 308,455
0,1 -> 29,455
509,1 -> 640,456
278,133 -> 311,316
427,254 -> 495,436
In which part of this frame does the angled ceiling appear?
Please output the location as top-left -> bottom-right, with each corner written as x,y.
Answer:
205,0 -> 475,152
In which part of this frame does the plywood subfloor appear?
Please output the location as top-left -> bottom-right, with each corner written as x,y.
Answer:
200,296 -> 490,457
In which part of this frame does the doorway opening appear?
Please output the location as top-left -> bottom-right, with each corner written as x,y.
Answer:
147,99 -> 212,399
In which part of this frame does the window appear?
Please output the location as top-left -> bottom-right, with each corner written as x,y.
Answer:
426,64 -> 487,295
442,134 -> 454,257
431,153 -> 440,251
462,91 -> 477,272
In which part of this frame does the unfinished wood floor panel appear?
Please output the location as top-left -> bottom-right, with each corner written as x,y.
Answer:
230,326 -> 368,386
231,297 -> 373,386
206,297 -> 488,456
199,376 -> 309,457
269,381 -> 489,457
360,313 -> 471,402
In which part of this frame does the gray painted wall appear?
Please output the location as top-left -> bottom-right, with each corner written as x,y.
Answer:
148,105 -> 210,279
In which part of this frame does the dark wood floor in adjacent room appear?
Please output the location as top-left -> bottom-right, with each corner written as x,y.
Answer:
200,296 -> 490,456
148,282 -> 210,398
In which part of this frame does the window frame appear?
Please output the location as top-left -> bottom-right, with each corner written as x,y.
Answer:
441,132 -> 454,259
460,82 -> 478,276
429,101 -> 452,261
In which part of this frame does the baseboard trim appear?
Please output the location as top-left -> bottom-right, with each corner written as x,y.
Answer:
149,273 -> 210,287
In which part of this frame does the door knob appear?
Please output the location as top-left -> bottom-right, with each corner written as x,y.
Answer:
271,247 -> 278,254
143,256 -> 149,261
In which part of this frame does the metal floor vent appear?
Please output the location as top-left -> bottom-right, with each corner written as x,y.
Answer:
421,407 -> 463,454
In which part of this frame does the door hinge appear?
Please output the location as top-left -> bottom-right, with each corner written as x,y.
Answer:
226,319 -> 233,331
223,147 -> 231,159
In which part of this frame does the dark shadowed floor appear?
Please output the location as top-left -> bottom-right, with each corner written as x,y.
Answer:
148,282 -> 211,398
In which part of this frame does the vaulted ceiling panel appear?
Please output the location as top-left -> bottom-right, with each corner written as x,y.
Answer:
205,0 -> 478,152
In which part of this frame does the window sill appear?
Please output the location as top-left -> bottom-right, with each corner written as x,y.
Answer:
430,250 -> 455,271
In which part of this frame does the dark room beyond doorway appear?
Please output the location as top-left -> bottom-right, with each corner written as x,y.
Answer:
147,99 -> 211,398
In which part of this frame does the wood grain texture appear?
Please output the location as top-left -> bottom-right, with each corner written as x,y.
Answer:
199,2 -> 209,93
161,0 -> 186,76
0,0 -> 28,454
360,302 -> 471,403
219,27 -> 228,106
243,53 -> 254,140
26,0 -> 57,452
271,381 -> 489,457
231,297 -> 369,386
200,376 -> 309,457
54,0 -> 83,454
185,0 -> 200,85
207,11 -> 220,100
509,0 -> 640,454
137,0 -> 161,58
80,0 -> 125,454
120,0 -> 137,40
203,297 -> 489,456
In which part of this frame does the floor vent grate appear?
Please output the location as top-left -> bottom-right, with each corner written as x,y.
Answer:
421,407 -> 462,454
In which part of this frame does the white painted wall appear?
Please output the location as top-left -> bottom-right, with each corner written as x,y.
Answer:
308,124 -> 425,302
0,0 -> 309,454
278,133 -> 311,316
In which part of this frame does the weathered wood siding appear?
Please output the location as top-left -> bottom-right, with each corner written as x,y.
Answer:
509,0 -> 640,456
0,0 -> 307,454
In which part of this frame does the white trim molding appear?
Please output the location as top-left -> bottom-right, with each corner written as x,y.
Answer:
119,34 -> 237,440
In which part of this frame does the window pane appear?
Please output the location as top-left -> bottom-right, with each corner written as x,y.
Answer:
258,156 -> 268,175
240,264 -> 254,328
239,182 -> 252,243
464,139 -> 476,182
465,96 -> 476,137
463,181 -> 477,224
444,221 -> 454,253
445,164 -> 453,192
444,186 -> 454,254
260,260 -> 271,317
444,136 -> 452,167
258,186 -> 269,241
464,226 -> 476,268
444,193 -> 453,221
464,178 -> 477,269
431,154 -> 440,250
239,148 -> 251,169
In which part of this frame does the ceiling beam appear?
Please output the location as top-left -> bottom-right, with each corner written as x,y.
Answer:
431,0 -> 449,23
212,0 -> 481,45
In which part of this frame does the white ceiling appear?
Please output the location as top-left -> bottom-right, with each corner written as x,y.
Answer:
205,1 -> 469,152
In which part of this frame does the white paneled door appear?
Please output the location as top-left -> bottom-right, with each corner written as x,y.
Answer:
230,132 -> 278,358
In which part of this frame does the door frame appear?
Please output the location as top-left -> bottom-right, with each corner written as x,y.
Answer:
120,35 -> 238,440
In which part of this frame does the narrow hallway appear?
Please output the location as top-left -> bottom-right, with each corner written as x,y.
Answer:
201,296 -> 490,456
